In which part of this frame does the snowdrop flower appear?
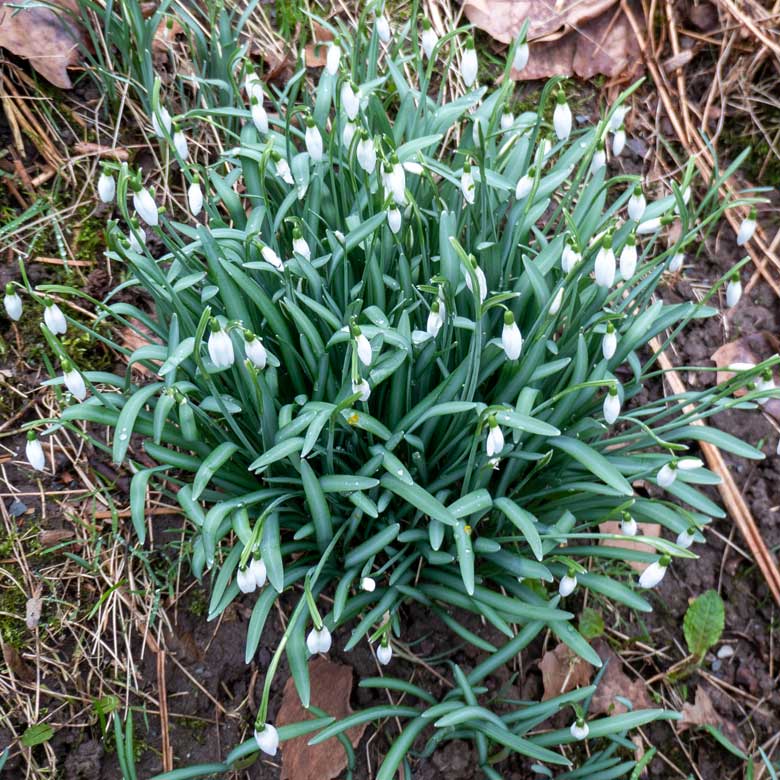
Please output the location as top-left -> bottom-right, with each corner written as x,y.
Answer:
602,322 -> 617,360
612,126 -> 626,157
461,160 -> 475,205
461,38 -> 478,88
559,573 -> 577,597
4,284 -> 22,321
25,432 -> 45,471
172,127 -> 189,160
384,157 -> 406,204
464,258 -> 488,303
340,81 -> 360,121
669,252 -> 684,273
251,98 -> 269,134
151,105 -> 172,138
619,234 -> 638,279
128,221 -> 146,252
376,641 -> 393,665
570,719 -> 589,740
254,723 -> 279,756
553,89 -> 572,141
485,416 -> 504,458
387,206 -> 402,235
208,321 -> 235,369
675,186 -> 691,213
403,161 -> 424,176
657,457 -> 702,488
353,378 -> 371,401
306,625 -> 332,655
273,154 -> 294,185
637,216 -> 662,234
62,361 -> 87,401
608,105 -> 629,132
305,117 -> 323,162
590,140 -> 606,175
236,565 -> 256,593
627,184 -> 646,222
515,172 -> 534,201
736,208 -> 757,246
594,237 -> 616,288
549,286 -> 564,315
756,370 -> 775,405
250,556 -> 267,588
726,274 -> 742,308
43,298 -> 67,334
501,112 -> 514,131
244,333 -> 267,369
426,299 -> 445,338
342,121 -> 356,147
620,514 -> 638,536
292,227 -> 311,260
356,132 -> 377,173
261,244 -> 284,271
561,240 -> 581,273
97,170 -> 115,203
676,528 -> 696,549
376,14 -> 391,43
187,176 -> 203,216
354,328 -> 372,366
639,555 -> 670,589
244,70 -> 264,102
132,185 -> 159,226
361,576 -> 376,592
603,386 -> 621,425
472,116 -> 485,146
421,18 -> 437,59
513,39 -> 529,72
501,311 -> 522,360
326,41 -> 341,76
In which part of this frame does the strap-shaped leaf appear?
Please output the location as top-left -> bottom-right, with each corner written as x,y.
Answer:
551,436 -> 634,496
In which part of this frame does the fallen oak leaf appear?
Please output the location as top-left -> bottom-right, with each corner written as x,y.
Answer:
539,641 -> 594,701
599,521 -> 661,573
679,685 -> 747,755
590,639 -> 651,715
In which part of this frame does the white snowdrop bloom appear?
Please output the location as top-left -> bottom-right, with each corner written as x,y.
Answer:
261,244 -> 284,270
561,242 -> 581,273
376,642 -> 393,665
355,331 -> 372,366
461,162 -> 475,204
669,252 -> 684,273
172,129 -> 189,160
25,432 -> 45,471
464,261 -> 488,302
590,142 -> 606,175
356,134 -> 377,173
619,236 -> 638,279
513,41 -> 529,72
620,515 -> 638,536
515,173 -> 533,200
675,186 -> 691,213
340,81 -> 360,121
570,720 -> 589,741
292,228 -> 311,260
403,161 -> 424,175
461,39 -> 478,87
756,371 -> 776,406
553,91 -> 572,141
44,300 -> 67,335
305,119 -> 323,162
426,300 -> 445,338
376,14 -> 391,43
187,178 -> 203,216
612,127 -> 626,157
306,625 -> 332,655
128,223 -> 146,252
726,276 -> 742,308
387,206 -> 402,235
486,418 -> 504,458
676,528 -> 696,549
608,105 -> 629,132
472,116 -> 485,146
421,19 -> 438,59
736,208 -> 757,246
250,556 -> 267,587
244,334 -> 267,369
326,41 -> 341,76
602,324 -> 617,360
254,723 -> 279,756
627,185 -> 647,222
361,576 -> 376,592
678,458 -> 703,471
4,284 -> 22,321
539,136 -> 552,158
500,112 -> 514,131
501,312 -> 523,360
657,462 -> 677,488
594,241 -> 616,288
251,100 -> 269,133
637,216 -> 662,234
236,565 -> 256,593
550,286 -> 564,315
63,364 -> 87,401
97,171 -> 116,203
133,186 -> 159,226
151,105 -> 172,138
274,156 -> 294,185
728,362 -> 755,372
352,378 -> 371,402
386,160 -> 406,204
208,324 -> 235,369
244,72 -> 264,103
603,387 -> 621,425
639,557 -> 670,589
558,574 -> 577,597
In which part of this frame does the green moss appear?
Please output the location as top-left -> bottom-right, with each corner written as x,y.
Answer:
188,588 -> 208,617
73,207 -> 106,264
0,566 -> 28,648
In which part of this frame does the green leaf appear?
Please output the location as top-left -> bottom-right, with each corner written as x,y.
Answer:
578,607 -> 605,640
113,382 -> 164,464
192,442 -> 239,500
683,589 -> 725,658
21,723 -> 55,747
551,437 -> 634,496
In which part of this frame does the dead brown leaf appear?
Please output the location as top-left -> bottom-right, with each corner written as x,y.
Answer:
39,528 -> 75,547
0,0 -> 85,89
153,16 -> 184,54
277,657 -> 366,780
539,642 -> 594,701
2,641 -> 35,682
599,521 -> 661,573
679,685 -> 747,753
73,142 -> 129,161
590,639 -> 651,715
25,595 -> 42,630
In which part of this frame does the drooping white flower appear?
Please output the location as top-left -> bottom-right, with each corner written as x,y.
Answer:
464,260 -> 488,302
376,14 -> 391,43
756,370 -> 776,406
627,185 -> 646,222
4,284 -> 22,321
254,723 -> 279,756
97,171 -> 116,203
172,129 -> 189,160
637,217 -> 662,234
342,121 -> 356,147
550,287 -> 564,315
361,576 -> 376,592
590,141 -> 606,175
608,105 -> 629,132
340,81 -> 360,121
43,299 -> 67,335
274,155 -> 294,185
251,99 -> 269,133
461,161 -> 475,205
594,239 -> 616,288
133,186 -> 159,226
501,312 -> 522,360
726,276 -> 742,308
603,387 -> 621,425
515,172 -> 533,200
736,208 -> 757,246
570,719 -> 589,741
421,19 -> 438,59
513,40 -> 529,72
355,331 -> 372,366
612,127 -> 626,157
472,116 -> 485,146
352,378 -> 371,401
291,227 -> 311,260
208,323 -> 235,369
356,134 -> 377,173
376,642 -> 393,665
128,222 -> 146,252
669,252 -> 684,273
305,118 -> 323,162
244,71 -> 264,103
559,574 -> 577,597
62,363 -> 87,401
187,178 -> 203,216
26,432 -> 45,471
486,417 -> 504,458
639,557 -> 670,589
151,105 -> 172,138
561,241 -> 581,273
657,458 -> 701,486
387,206 -> 402,235
619,236 -> 638,279
500,112 -> 514,131
676,528 -> 696,549
426,299 -> 445,338
326,41 -> 341,76
461,38 -> 478,88
620,515 -> 638,536
261,244 -> 284,270
251,557 -> 267,588
403,161 -> 424,176
306,625 -> 332,655
384,159 -> 406,204
237,565 -> 256,593
602,324 -> 617,360
244,334 -> 267,369
553,90 -> 572,141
